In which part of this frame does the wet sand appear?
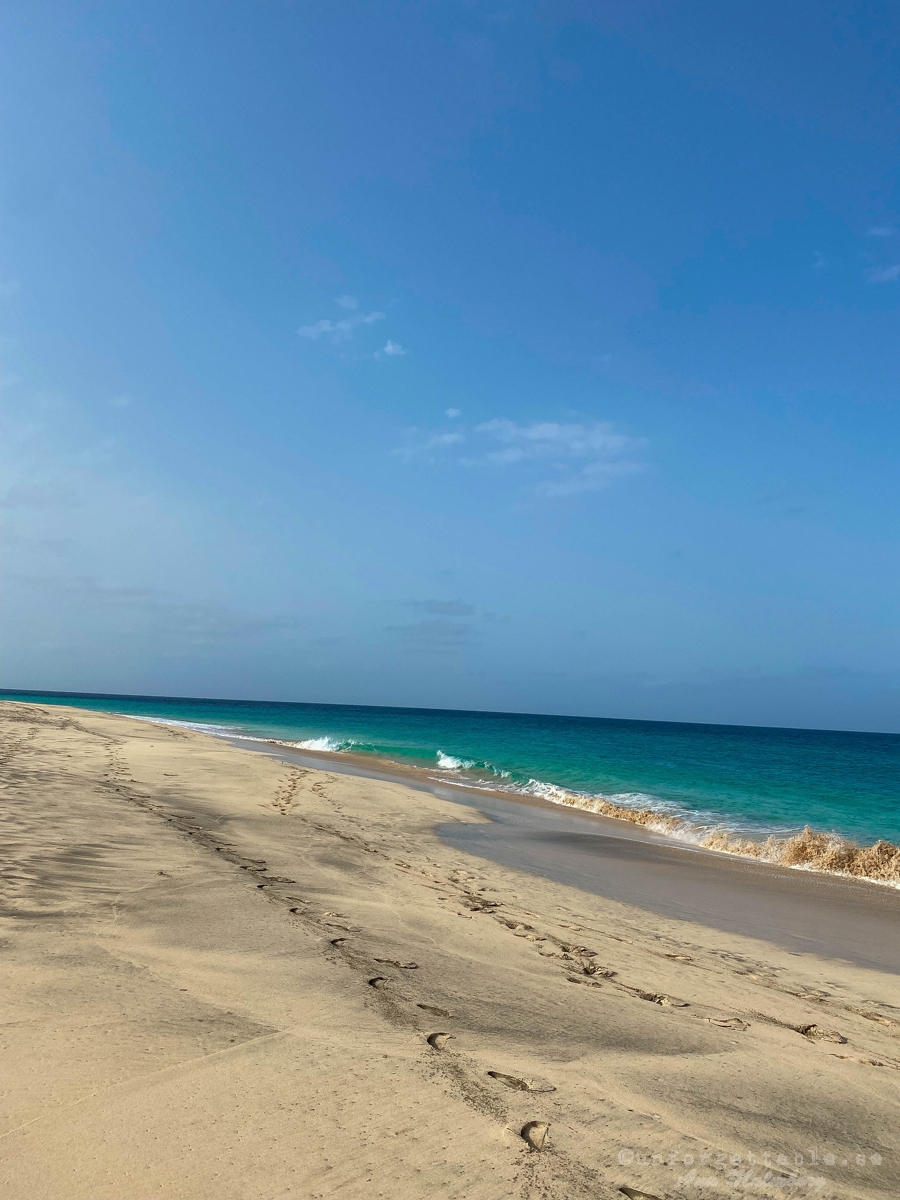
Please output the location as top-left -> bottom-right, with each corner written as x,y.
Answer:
241,737 -> 900,974
3,701 -> 899,1200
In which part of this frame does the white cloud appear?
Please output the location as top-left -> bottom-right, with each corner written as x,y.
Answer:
379,340 -> 406,357
393,430 -> 465,462
445,408 -> 461,418
865,264 -> 900,283
474,419 -> 634,463
538,458 -> 644,496
867,226 -> 895,237
396,417 -> 645,496
298,297 -> 385,342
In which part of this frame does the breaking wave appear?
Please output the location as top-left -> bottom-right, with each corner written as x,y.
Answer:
699,825 -> 900,884
491,779 -> 900,888
435,750 -> 475,771
291,736 -> 354,752
122,714 -> 237,737
123,713 -> 900,888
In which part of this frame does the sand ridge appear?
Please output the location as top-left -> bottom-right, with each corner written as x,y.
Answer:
1,701 -> 898,1199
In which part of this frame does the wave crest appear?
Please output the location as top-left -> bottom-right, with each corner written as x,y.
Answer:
436,750 -> 474,771
129,714 -> 900,889
292,736 -> 352,752
518,782 -> 900,886
700,826 -> 900,883
523,782 -> 685,834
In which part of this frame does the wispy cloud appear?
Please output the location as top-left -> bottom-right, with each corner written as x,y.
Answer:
867,226 -> 895,237
537,459 -> 643,496
394,416 -> 645,496
298,296 -> 385,342
377,340 -> 406,357
473,419 -> 645,495
865,263 -> 900,283
473,419 -> 632,463
0,482 -> 79,510
387,618 -> 471,650
393,430 -> 465,462
407,599 -> 474,616
16,574 -> 301,644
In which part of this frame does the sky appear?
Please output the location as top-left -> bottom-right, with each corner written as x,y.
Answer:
2,0 -> 900,732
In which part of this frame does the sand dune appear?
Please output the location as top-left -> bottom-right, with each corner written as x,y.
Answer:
1,701 -> 898,1199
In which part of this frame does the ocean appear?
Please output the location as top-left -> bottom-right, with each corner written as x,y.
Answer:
4,690 -> 899,882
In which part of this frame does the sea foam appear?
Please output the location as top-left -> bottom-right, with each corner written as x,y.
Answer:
498,778 -> 900,888
120,710 -> 900,888
292,736 -> 351,752
436,751 -> 474,771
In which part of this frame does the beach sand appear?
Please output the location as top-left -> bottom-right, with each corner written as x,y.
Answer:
1,701 -> 898,1199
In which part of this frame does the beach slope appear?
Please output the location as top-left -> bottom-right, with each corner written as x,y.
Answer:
1,701 -> 897,1199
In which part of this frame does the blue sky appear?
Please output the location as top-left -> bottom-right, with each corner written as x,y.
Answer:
2,1 -> 899,730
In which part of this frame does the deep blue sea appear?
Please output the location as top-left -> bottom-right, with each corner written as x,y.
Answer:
4,689 -> 899,848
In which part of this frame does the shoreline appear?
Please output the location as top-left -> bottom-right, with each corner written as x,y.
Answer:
7,694 -> 900,885
236,732 -> 900,892
235,734 -> 900,974
3,700 -> 899,1200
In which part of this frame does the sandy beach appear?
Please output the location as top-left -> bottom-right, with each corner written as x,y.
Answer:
2,701 -> 898,1200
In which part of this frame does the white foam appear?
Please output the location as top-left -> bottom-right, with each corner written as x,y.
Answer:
436,751 -> 474,771
120,713 -> 236,737
293,736 -> 349,752
119,711 -> 898,888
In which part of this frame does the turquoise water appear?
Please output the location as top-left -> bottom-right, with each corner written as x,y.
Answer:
4,689 -> 899,848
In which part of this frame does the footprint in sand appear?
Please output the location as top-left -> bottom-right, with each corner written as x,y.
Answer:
798,1024 -> 847,1043
426,1032 -> 453,1050
368,977 -> 389,989
520,1121 -> 549,1151
375,958 -> 418,969
705,1017 -> 750,1030
619,1188 -> 662,1200
330,937 -> 348,945
847,1008 -> 897,1028
582,961 -> 616,978
487,1071 -> 556,1094
832,1053 -> 888,1067
636,991 -> 689,1007
417,1003 -> 452,1017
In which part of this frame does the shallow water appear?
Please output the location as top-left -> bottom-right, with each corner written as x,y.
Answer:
6,689 -> 898,853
